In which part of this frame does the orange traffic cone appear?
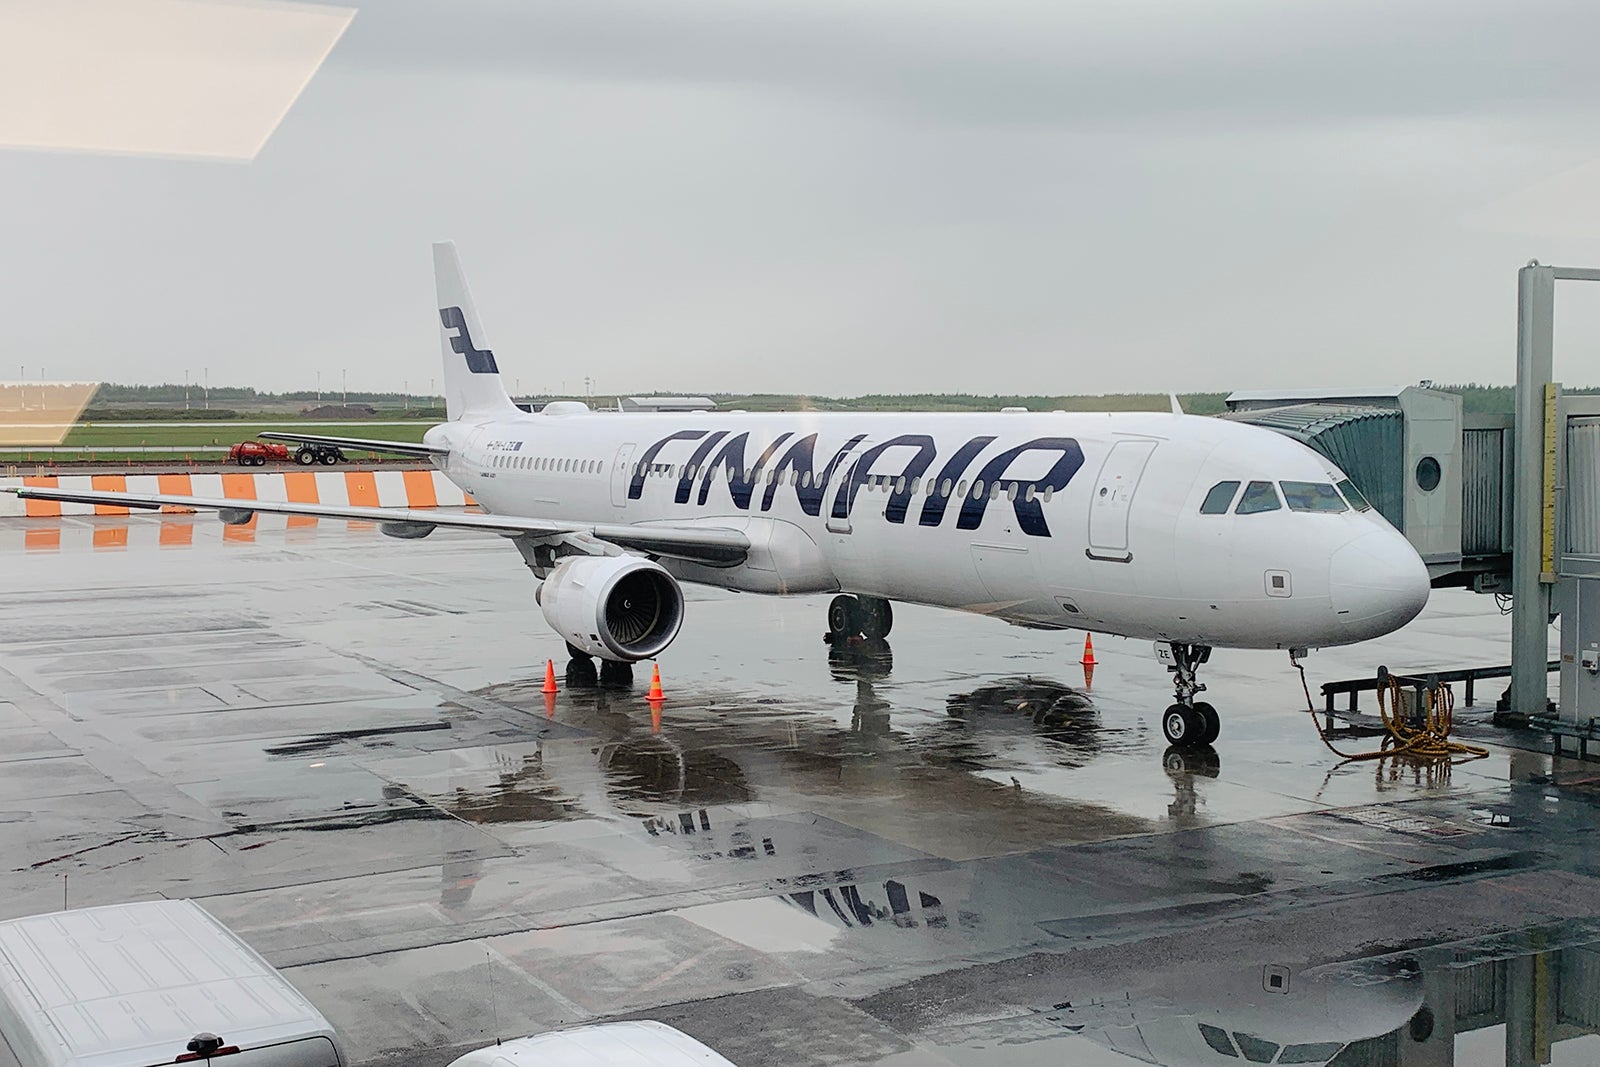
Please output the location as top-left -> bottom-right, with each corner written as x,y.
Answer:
647,663 -> 665,702
542,659 -> 558,695
1081,633 -> 1097,667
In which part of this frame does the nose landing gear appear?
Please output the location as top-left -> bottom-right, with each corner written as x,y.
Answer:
1161,642 -> 1219,747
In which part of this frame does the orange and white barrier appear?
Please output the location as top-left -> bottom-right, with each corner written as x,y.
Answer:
0,469 -> 471,519
0,513 -> 420,554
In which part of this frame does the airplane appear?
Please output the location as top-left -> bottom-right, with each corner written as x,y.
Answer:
9,242 -> 1432,748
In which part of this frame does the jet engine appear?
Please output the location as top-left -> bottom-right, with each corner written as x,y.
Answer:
536,556 -> 685,662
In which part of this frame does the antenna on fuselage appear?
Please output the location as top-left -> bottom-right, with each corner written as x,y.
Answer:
1169,393 -> 1184,416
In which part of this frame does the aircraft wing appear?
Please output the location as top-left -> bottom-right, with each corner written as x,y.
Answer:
257,431 -> 449,457
4,486 -> 749,567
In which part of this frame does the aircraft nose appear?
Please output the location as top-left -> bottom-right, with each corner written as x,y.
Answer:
1328,529 -> 1431,639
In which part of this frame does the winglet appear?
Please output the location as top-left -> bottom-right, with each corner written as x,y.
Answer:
1169,393 -> 1184,416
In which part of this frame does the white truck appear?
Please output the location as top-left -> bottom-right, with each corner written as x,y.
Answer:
447,1022 -> 739,1067
0,901 -> 345,1067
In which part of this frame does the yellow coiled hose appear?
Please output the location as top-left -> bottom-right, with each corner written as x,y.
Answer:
1299,666 -> 1490,765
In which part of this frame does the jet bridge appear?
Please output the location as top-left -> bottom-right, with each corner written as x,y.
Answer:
1223,264 -> 1600,753
1220,386 -> 1491,584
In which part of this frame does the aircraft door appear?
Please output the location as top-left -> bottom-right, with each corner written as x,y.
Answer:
825,439 -> 874,534
611,443 -> 635,508
1087,439 -> 1158,562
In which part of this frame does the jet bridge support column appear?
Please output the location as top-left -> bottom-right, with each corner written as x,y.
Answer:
1509,264 -> 1554,715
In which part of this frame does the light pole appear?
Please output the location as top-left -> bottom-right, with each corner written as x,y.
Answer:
342,369 -> 347,405
403,380 -> 409,411
316,370 -> 321,402
184,369 -> 190,411
204,367 -> 209,410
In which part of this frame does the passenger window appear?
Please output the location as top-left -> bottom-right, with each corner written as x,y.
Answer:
1235,481 -> 1281,515
1231,1033 -> 1279,1063
1197,1024 -> 1237,1057
1336,478 -> 1371,512
1200,480 -> 1240,515
1278,1043 -> 1343,1064
1280,481 -> 1347,513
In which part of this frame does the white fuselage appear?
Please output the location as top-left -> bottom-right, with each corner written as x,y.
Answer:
423,407 -> 1430,651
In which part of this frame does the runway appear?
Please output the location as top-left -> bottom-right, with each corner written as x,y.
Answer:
1,513 -> 1597,1066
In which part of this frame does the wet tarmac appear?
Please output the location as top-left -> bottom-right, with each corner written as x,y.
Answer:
1,513 -> 1596,1067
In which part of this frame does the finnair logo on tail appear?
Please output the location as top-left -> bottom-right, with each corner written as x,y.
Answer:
440,307 -> 499,374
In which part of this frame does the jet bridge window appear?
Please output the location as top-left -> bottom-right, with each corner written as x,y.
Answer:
1278,1043 -> 1344,1064
1197,1024 -> 1238,1057
1235,481 -> 1282,515
1200,480 -> 1241,515
1279,481 -> 1347,513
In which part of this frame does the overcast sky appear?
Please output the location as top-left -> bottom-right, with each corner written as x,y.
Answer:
5,0 -> 1600,397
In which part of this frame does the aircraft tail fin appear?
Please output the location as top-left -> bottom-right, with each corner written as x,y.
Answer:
434,241 -> 520,422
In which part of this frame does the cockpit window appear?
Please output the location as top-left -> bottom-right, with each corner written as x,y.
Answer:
1278,1042 -> 1344,1064
1197,1023 -> 1238,1056
1235,481 -> 1281,515
1336,478 -> 1371,512
1231,1033 -> 1280,1063
1200,481 -> 1241,515
1279,481 -> 1348,513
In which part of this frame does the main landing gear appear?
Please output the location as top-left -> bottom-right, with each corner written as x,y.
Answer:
825,594 -> 894,643
1161,642 -> 1220,748
565,642 -> 634,689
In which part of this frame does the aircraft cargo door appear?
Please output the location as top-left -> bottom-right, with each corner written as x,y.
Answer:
611,443 -> 635,508
1087,439 -> 1157,562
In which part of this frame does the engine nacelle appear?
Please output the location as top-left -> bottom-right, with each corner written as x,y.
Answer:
536,556 -> 685,662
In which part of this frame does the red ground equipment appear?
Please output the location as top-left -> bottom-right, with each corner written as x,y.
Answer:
227,440 -> 291,467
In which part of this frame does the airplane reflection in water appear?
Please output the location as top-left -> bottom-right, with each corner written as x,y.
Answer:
942,929 -> 1600,1067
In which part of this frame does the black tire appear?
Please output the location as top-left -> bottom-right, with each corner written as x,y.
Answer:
859,597 -> 893,640
296,448 -> 316,466
827,594 -> 861,639
565,641 -> 592,661
319,450 -> 339,466
565,657 -> 599,690
1162,703 -> 1202,746
599,660 -> 634,689
1195,702 -> 1221,746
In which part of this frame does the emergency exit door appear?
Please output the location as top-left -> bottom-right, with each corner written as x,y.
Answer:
1087,439 -> 1158,562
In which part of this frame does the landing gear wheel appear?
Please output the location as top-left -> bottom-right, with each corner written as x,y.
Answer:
565,656 -> 598,689
296,448 -> 316,466
1195,702 -> 1221,746
565,641 -> 592,662
1162,704 -> 1200,747
599,660 -> 633,688
858,597 -> 893,641
827,595 -> 861,640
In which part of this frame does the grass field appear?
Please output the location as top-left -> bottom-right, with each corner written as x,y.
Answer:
0,421 -> 436,464
59,421 -> 435,448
